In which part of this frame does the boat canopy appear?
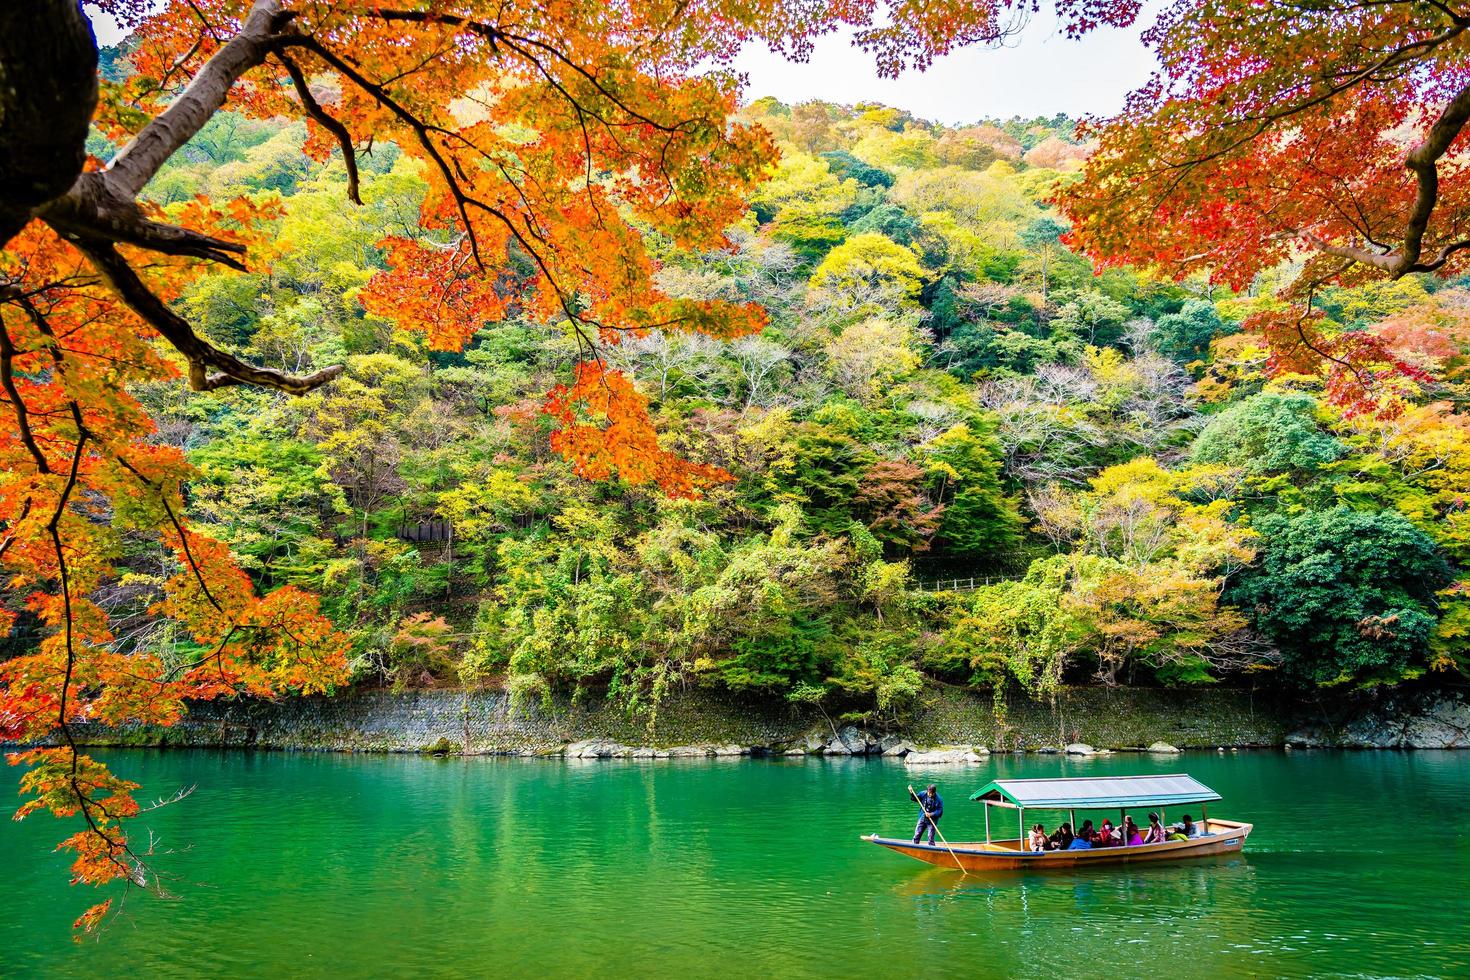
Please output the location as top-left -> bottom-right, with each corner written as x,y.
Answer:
968,774 -> 1222,809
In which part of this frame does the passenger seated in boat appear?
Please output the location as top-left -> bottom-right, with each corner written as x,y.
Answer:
1142,812 -> 1167,844
1095,819 -> 1120,847
1028,823 -> 1048,852
1122,816 -> 1143,846
1168,814 -> 1200,841
1068,820 -> 1095,849
1048,822 -> 1074,850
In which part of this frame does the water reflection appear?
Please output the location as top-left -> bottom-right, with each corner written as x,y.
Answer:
2,749 -> 1467,978
894,858 -> 1259,925
880,858 -> 1277,975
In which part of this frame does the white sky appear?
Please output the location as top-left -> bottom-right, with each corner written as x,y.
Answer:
733,5 -> 1163,123
89,3 -> 1161,122
89,9 -> 128,46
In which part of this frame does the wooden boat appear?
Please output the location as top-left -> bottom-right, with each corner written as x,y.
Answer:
863,774 -> 1251,871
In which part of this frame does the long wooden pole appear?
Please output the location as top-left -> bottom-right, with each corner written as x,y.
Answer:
910,784 -> 967,875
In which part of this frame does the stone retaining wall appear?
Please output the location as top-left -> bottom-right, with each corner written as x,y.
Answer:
59,684 -> 1470,757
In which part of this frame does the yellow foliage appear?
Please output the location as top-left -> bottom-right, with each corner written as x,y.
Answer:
808,233 -> 925,313
824,317 -> 922,402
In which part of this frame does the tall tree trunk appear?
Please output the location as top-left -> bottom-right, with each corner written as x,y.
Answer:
0,0 -> 98,247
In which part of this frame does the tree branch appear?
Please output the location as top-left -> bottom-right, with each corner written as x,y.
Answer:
80,243 -> 343,395
1286,79 -> 1470,278
41,175 -> 249,271
1399,79 -> 1470,273
0,316 -> 51,473
106,0 -> 290,198
0,0 -> 98,247
275,52 -> 362,205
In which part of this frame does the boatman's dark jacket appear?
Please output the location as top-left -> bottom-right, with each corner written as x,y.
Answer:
914,791 -> 943,821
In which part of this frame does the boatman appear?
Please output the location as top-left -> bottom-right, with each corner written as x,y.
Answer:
910,784 -> 944,845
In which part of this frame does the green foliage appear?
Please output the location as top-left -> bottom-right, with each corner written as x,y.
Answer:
927,275 -> 965,334
750,150 -> 855,259
1019,216 -> 1067,252
1051,289 -> 1131,348
848,200 -> 922,244
1192,392 -> 1344,477
775,425 -> 875,535
1431,587 -> 1470,674
946,322 -> 1060,377
819,149 -> 895,189
932,564 -> 1079,695
1152,300 -> 1237,364
828,627 -> 925,719
190,430 -> 345,587
720,613 -> 834,692
1230,507 -> 1451,686
922,422 -> 1021,560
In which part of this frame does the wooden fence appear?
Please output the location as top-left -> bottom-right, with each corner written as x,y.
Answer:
911,574 -> 1020,593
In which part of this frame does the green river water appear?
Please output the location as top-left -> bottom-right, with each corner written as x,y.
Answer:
4,748 -> 1468,977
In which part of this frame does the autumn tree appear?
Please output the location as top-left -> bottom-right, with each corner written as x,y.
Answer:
1,0 -> 1077,932
386,612 -> 455,690
751,150 -> 858,259
1022,135 -> 1089,171
1062,0 -> 1470,415
966,458 -> 1260,688
808,232 -> 927,313
852,460 -> 944,552
824,316 -> 923,400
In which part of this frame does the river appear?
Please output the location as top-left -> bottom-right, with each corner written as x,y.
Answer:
4,748 -> 1467,977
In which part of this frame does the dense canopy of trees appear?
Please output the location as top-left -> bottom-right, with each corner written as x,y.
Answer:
0,0 -> 1035,933
1231,508 -> 1451,687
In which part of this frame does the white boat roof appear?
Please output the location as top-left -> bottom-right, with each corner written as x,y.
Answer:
969,774 -> 1222,809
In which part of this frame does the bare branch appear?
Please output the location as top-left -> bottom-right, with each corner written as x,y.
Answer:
276,51 -> 362,205
80,243 -> 343,395
135,784 -> 196,815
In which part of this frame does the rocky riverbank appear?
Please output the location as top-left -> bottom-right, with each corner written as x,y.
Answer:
1285,688 -> 1470,749
59,683 -> 1470,758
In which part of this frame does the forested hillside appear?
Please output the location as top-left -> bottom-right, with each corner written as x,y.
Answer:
70,87 -> 1465,723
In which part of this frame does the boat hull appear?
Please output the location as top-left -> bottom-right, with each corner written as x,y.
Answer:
863,819 -> 1252,871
